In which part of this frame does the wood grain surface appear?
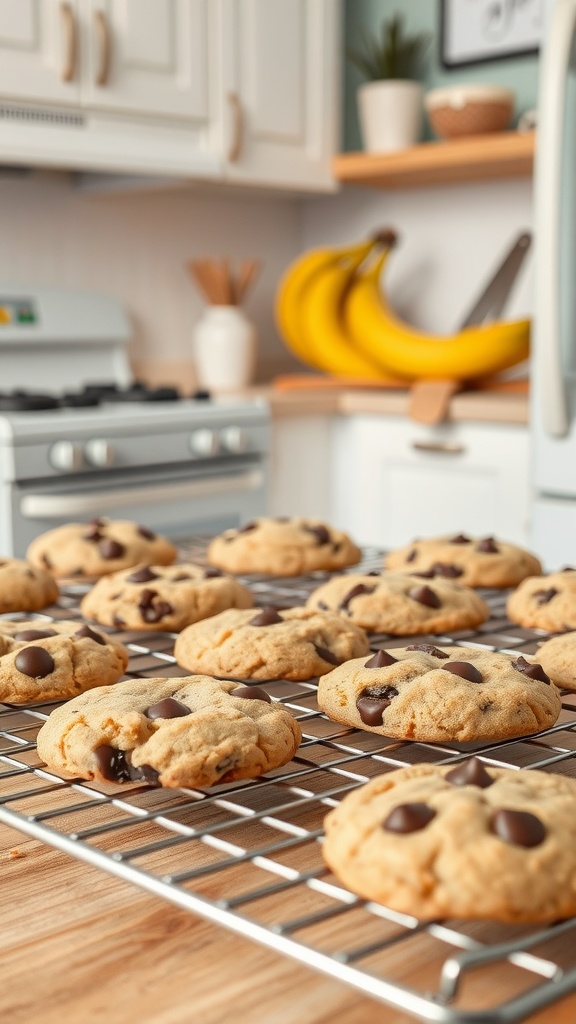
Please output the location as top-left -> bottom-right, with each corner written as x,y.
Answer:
1,818 -> 575,1024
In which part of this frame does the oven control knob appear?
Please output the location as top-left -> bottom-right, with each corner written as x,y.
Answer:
84,438 -> 116,468
189,428 -> 220,457
220,426 -> 248,454
48,440 -> 84,473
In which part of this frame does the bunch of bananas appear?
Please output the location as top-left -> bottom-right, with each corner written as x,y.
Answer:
274,234 -> 530,382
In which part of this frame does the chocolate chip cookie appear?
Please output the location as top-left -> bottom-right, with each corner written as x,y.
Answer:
207,517 -> 361,576
36,675 -> 302,788
80,562 -> 254,632
317,645 -> 561,742
174,606 -> 370,681
323,761 -> 576,922
384,533 -> 542,588
0,619 -> 129,703
26,518 -> 177,579
536,631 -> 576,690
506,568 -> 576,632
306,571 -> 489,635
0,558 -> 59,613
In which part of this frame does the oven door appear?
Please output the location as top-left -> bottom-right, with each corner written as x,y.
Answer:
7,457 -> 268,557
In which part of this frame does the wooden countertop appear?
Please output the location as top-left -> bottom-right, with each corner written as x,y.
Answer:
2,820 -> 575,1024
250,384 -> 530,425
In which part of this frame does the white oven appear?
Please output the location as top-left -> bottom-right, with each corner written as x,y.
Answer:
0,287 -> 270,556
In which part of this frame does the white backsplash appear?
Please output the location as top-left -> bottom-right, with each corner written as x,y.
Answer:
0,171 -> 534,387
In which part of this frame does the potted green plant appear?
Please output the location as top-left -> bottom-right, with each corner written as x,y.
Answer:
348,13 -> 431,152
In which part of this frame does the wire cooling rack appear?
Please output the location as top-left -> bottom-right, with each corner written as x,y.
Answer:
1,539 -> 576,1024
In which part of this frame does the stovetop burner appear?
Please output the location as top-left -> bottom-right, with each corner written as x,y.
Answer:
0,382 -> 210,412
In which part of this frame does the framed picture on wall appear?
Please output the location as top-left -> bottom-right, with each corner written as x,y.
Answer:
440,0 -> 557,68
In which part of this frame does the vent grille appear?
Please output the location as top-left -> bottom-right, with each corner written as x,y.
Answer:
0,104 -> 84,128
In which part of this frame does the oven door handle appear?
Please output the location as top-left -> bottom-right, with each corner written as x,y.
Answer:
20,469 -> 265,519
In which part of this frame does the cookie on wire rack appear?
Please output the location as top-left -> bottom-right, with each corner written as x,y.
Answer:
36,675 -> 302,789
323,761 -> 576,922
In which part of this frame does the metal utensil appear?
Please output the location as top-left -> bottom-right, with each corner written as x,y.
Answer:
459,231 -> 531,329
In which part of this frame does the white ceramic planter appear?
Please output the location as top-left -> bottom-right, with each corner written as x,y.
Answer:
194,306 -> 257,392
358,79 -> 423,153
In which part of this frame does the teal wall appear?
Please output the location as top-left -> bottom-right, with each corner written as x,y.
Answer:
343,0 -> 540,149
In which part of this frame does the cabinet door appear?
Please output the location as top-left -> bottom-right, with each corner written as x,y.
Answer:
82,0 -> 212,125
333,416 -> 531,549
219,0 -> 340,191
0,0 -> 81,105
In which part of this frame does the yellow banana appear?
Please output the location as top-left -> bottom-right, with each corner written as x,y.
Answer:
344,250 -> 531,381
275,238 -> 377,371
295,248 -> 387,379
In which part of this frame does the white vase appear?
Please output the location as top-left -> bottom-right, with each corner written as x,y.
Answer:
193,305 -> 257,392
358,80 -> 423,153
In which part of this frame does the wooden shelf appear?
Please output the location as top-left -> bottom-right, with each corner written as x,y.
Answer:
332,130 -> 535,189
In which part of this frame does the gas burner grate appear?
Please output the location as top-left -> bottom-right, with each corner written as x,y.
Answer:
1,540 -> 576,1024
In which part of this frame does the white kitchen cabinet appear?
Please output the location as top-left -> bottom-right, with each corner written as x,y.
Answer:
269,414 -> 335,520
332,415 -> 531,549
219,0 -> 340,191
0,0 -> 338,188
0,0 -> 81,106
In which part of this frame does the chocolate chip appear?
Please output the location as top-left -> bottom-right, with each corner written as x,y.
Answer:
138,588 -> 156,608
14,646 -> 55,678
408,584 -> 441,609
443,661 -> 483,684
145,697 -> 191,719
445,758 -> 494,788
366,570 -> 381,576
356,685 -> 399,725
304,524 -> 330,546
562,566 -> 576,572
140,599 -> 173,624
477,536 -> 499,553
431,562 -> 463,578
238,521 -> 257,533
204,567 -> 224,578
332,541 -> 342,553
406,644 -> 449,658
383,802 -> 436,834
99,539 -> 126,560
449,534 -> 471,544
365,649 -> 397,668
83,525 -> 103,542
230,685 -> 272,703
406,548 -> 417,563
317,600 -> 329,611
127,566 -> 160,583
249,607 -> 283,626
75,624 -> 106,645
313,644 -> 340,665
94,745 -> 132,782
137,525 -> 156,540
112,615 -> 126,628
340,583 -> 376,611
14,628 -> 57,642
533,588 -> 558,605
93,745 -> 158,785
513,655 -> 550,685
491,808 -> 546,848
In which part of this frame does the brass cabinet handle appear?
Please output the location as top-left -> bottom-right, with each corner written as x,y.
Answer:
60,2 -> 77,82
227,92 -> 243,162
412,441 -> 466,454
94,9 -> 111,86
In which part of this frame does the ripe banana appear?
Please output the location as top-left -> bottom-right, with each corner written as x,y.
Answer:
344,250 -> 531,381
295,248 -> 388,379
275,238 -> 380,373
